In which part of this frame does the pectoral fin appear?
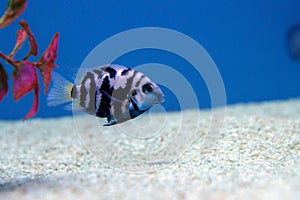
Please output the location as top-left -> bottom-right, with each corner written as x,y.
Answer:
103,115 -> 117,126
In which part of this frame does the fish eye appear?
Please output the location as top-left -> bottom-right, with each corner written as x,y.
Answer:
142,83 -> 153,93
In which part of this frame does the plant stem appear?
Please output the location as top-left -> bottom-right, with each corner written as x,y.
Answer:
0,51 -> 18,67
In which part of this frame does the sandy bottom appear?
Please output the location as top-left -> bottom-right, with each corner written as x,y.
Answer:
0,99 -> 299,199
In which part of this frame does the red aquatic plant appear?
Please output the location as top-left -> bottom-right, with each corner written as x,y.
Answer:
0,0 -> 27,28
0,0 -> 59,120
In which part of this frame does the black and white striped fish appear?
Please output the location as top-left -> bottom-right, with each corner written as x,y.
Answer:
47,64 -> 164,126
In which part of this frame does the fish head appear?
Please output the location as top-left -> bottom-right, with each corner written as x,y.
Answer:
130,77 -> 164,111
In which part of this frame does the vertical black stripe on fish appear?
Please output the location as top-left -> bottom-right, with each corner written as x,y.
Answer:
79,72 -> 94,108
87,73 -> 96,113
104,66 -> 117,79
134,74 -> 145,87
71,85 -> 77,99
96,76 -> 113,118
111,70 -> 138,120
93,69 -> 103,79
121,68 -> 131,76
79,82 -> 88,107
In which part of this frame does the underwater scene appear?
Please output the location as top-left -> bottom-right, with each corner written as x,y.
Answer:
0,0 -> 300,199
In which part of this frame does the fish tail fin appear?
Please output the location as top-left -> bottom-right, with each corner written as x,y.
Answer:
47,72 -> 73,106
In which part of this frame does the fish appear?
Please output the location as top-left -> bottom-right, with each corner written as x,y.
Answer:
47,64 -> 165,126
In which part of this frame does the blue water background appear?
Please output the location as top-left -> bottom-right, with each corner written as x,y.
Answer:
0,0 -> 299,120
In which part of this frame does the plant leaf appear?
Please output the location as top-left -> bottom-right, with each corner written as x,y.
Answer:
40,62 -> 58,94
12,60 -> 40,120
0,0 -> 27,29
19,20 -> 38,59
23,80 -> 39,120
12,60 -> 37,101
38,33 -> 59,94
0,63 -> 8,102
9,29 -> 27,58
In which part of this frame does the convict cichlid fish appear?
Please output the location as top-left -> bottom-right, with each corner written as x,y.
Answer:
47,64 -> 165,126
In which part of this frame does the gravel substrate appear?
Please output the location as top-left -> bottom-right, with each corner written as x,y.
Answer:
0,98 -> 299,199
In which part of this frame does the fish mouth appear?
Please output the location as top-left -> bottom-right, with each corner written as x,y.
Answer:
159,95 -> 165,103
155,94 -> 165,104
